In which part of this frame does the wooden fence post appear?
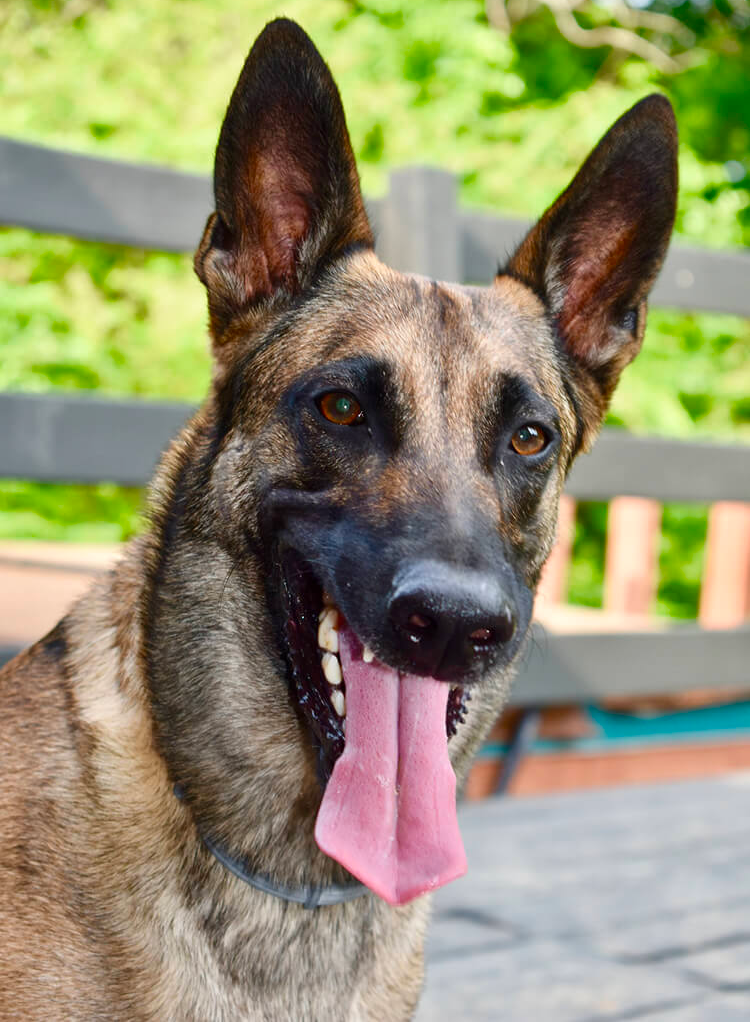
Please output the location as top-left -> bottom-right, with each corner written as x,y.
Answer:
379,167 -> 461,281
700,502 -> 750,628
537,494 -> 576,607
604,497 -> 662,617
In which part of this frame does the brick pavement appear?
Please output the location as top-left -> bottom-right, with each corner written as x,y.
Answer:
417,774 -> 750,1022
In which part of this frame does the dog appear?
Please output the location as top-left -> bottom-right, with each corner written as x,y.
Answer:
0,18 -> 677,1021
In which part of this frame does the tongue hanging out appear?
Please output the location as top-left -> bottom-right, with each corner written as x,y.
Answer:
314,627 -> 467,905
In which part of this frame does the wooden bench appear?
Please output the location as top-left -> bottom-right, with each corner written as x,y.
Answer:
2,138 -> 749,790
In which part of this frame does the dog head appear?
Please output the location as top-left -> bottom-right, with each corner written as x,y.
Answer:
154,18 -> 676,903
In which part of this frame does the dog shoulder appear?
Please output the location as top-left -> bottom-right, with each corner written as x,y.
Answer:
0,570 -> 173,1017
0,626 -> 111,1014
0,622 -> 80,792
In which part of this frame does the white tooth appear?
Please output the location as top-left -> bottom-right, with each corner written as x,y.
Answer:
362,645 -> 375,664
317,608 -> 340,652
330,687 -> 346,718
321,652 -> 342,686
319,625 -> 339,653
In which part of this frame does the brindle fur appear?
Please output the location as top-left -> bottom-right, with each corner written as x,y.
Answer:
0,19 -> 677,1021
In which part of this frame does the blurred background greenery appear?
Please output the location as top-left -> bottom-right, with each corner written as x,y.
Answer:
1,0 -> 748,614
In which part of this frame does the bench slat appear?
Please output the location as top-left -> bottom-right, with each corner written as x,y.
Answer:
4,626 -> 748,696
567,433 -> 750,504
0,392 -> 193,486
463,210 -> 750,316
3,393 -> 749,502
3,138 -> 749,317
0,138 -> 385,255
0,137 -> 212,252
511,624 -> 750,704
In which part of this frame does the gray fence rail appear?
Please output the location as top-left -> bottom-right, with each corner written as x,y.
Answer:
2,391 -> 750,504
511,623 -> 750,705
3,137 -> 750,315
1,137 -> 749,707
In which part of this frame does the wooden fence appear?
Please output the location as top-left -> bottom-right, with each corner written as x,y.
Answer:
2,137 -> 749,708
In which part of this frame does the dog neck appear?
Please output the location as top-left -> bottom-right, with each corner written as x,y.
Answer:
173,783 -> 368,908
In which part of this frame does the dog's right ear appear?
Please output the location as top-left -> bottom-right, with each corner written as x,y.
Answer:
194,19 -> 373,341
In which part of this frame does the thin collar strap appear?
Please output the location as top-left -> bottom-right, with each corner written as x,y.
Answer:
174,784 -> 369,910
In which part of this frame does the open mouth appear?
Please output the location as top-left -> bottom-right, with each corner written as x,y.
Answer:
279,550 -> 471,781
279,549 -> 471,906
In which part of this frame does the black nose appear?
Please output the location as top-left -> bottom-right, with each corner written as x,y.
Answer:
387,560 -> 516,681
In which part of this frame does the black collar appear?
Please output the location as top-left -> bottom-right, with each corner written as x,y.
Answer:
174,784 -> 369,910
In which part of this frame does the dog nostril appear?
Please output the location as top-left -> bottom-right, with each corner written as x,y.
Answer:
404,611 -> 435,643
408,612 -> 433,632
469,627 -> 493,645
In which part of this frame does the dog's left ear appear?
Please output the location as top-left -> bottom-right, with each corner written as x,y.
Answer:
505,94 -> 677,409
195,18 -> 373,340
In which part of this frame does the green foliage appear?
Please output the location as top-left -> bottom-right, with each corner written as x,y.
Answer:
568,503 -> 608,608
656,504 -> 708,619
0,481 -> 144,542
0,229 -> 209,399
508,7 -> 607,103
1,0 -> 749,615
568,502 -> 709,620
609,310 -> 750,440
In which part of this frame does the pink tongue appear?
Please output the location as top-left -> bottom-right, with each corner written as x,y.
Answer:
314,628 -> 466,905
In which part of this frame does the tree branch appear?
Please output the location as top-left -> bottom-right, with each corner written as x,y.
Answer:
485,0 -> 511,33
609,0 -> 695,47
549,8 -> 684,72
486,0 -> 696,73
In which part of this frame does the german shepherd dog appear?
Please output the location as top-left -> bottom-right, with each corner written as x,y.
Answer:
0,18 -> 677,1021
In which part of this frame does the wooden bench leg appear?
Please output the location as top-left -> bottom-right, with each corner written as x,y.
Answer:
494,708 -> 542,796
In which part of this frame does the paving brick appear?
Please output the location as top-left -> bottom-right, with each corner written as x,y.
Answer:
592,903 -> 750,963
678,939 -> 750,990
415,938 -> 706,1022
425,906 -> 519,963
639,992 -> 750,1022
418,776 -> 750,1021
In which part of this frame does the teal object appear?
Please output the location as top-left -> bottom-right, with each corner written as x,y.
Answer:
478,700 -> 750,759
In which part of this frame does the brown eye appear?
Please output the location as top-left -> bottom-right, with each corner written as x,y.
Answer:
317,391 -> 364,426
510,424 -> 547,456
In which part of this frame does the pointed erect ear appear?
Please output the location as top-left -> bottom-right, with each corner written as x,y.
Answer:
194,19 -> 374,339
505,95 -> 678,404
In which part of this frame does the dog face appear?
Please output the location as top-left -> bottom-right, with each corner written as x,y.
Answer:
151,18 -> 677,905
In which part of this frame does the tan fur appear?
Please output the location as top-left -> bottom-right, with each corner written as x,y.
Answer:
0,20 -> 677,1021
0,511 -> 433,1021
0,256 -> 640,1020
